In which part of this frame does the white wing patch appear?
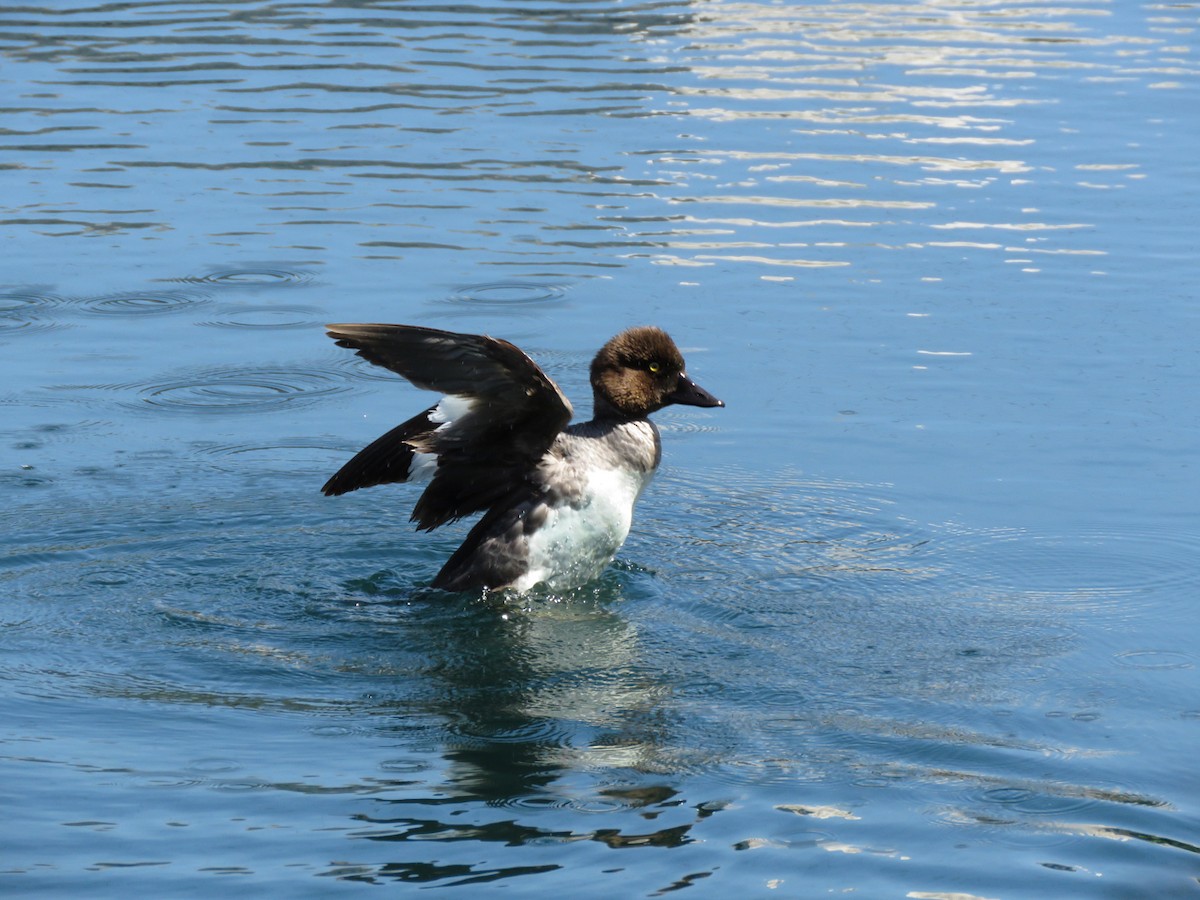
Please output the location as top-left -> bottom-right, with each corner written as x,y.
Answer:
429,394 -> 475,428
406,394 -> 475,482
407,451 -> 438,483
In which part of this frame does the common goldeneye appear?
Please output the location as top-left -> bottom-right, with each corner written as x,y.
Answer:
322,324 -> 723,592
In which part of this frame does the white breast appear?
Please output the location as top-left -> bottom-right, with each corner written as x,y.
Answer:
515,464 -> 654,592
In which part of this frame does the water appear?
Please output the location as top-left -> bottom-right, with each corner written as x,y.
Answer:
2,0 -> 1198,895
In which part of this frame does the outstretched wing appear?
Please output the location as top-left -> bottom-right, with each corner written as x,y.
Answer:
322,323 -> 573,529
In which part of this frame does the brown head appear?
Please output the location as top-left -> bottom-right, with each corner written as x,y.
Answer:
589,326 -> 724,421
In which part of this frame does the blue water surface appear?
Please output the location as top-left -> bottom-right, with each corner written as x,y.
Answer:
2,0 -> 1198,896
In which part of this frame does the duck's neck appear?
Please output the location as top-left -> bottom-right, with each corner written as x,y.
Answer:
590,393 -> 641,425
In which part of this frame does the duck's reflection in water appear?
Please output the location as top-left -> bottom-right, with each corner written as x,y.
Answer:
349,577 -> 718,871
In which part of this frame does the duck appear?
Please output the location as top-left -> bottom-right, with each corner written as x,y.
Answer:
322,323 -> 723,592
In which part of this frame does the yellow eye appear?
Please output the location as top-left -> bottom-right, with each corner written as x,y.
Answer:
648,361 -> 661,373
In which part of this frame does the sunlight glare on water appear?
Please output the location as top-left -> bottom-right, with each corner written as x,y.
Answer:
2,0 -> 1198,895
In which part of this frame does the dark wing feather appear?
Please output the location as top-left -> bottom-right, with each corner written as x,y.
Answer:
431,485 -> 536,591
321,404 -> 436,497
324,323 -> 573,529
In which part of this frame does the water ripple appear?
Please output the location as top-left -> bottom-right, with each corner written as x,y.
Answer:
0,289 -> 69,336
191,436 -> 352,476
197,303 -> 325,330
655,415 -> 722,435
0,288 -> 66,316
1112,650 -> 1194,671
934,525 -> 1200,613
72,289 -> 211,316
449,281 -> 567,305
0,316 -> 69,337
72,364 -> 355,414
166,267 -> 317,288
